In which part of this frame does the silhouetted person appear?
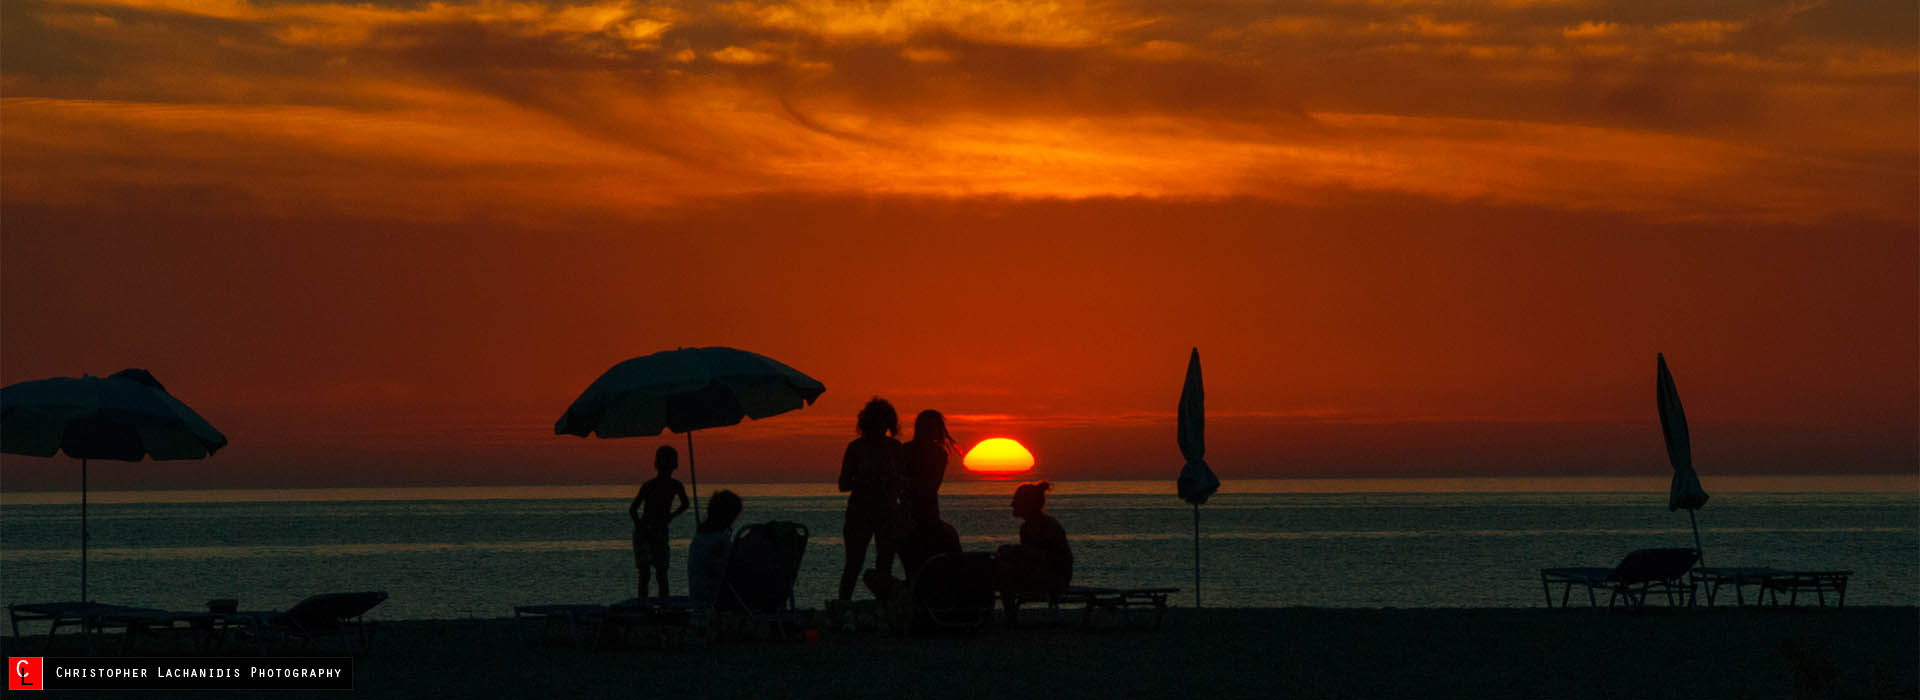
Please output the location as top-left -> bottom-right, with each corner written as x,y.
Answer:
688,490 -> 743,606
629,445 -> 689,602
901,409 -> 957,528
995,481 -> 1072,626
838,397 -> 905,600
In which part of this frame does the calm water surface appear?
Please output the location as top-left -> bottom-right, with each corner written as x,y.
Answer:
3,478 -> 1914,619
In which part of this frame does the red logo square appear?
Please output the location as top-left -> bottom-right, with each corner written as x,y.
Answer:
9,657 -> 42,690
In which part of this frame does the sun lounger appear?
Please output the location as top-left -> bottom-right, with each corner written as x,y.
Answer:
219,591 -> 387,654
1007,586 -> 1181,629
1540,548 -> 1698,608
9,602 -> 166,654
105,609 -> 221,654
1760,570 -> 1852,608
1691,567 -> 1853,608
607,597 -> 714,649
512,603 -> 608,648
1691,567 -> 1787,606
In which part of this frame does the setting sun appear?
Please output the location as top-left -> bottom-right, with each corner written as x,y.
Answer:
963,438 -> 1036,474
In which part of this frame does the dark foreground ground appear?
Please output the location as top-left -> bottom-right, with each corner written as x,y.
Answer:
6,607 -> 1915,699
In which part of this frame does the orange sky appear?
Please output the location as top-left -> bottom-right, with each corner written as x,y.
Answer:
2,0 -> 1915,489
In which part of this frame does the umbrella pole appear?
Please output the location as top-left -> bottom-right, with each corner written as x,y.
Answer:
1688,509 -> 1705,566
1193,503 -> 1201,609
82,457 -> 89,602
685,432 -> 700,525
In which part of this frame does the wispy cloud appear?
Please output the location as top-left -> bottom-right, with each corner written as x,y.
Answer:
3,0 -> 1912,223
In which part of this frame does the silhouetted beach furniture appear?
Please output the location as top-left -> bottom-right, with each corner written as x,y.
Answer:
512,603 -> 607,648
107,609 -> 221,654
1760,570 -> 1852,607
1691,568 -> 1853,608
9,602 -> 170,654
1540,548 -> 1698,608
907,552 -> 996,632
604,597 -> 712,650
1007,586 -> 1180,629
718,521 -> 809,636
515,598 -> 716,650
219,591 -> 387,654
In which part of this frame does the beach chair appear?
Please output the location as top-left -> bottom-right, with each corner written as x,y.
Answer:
907,552 -> 996,633
220,591 -> 388,654
1540,549 -> 1697,608
717,521 -> 809,637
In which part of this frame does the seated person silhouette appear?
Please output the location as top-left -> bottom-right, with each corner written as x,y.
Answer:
994,481 -> 1072,627
688,490 -> 743,607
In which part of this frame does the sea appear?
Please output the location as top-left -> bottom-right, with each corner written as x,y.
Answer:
2,477 -> 1914,619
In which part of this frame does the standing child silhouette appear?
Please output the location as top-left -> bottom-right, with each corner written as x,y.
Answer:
629,445 -> 690,602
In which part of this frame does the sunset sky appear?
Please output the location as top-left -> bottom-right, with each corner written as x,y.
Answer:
2,0 -> 1914,489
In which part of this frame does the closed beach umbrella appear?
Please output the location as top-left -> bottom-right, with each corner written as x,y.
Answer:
1175,348 -> 1220,607
1657,353 -> 1709,563
555,346 -> 825,520
1,369 -> 229,601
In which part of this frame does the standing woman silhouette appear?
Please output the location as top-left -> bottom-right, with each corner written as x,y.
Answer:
901,410 -> 957,527
837,397 -> 905,600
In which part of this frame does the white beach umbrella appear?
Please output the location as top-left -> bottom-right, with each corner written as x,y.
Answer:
554,346 -> 825,521
1,369 -> 229,601
1657,353 -> 1710,563
1176,348 -> 1220,607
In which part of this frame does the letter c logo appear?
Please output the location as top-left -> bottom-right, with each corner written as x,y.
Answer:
8,657 -> 41,690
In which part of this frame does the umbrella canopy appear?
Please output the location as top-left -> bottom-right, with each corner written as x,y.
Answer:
1657,353 -> 1708,512
555,346 -> 825,522
1176,348 -> 1219,505
556,347 -> 825,438
1,368 -> 228,601
2,369 -> 228,461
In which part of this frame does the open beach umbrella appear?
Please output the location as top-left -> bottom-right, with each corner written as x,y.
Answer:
1,369 -> 229,601
1657,353 -> 1710,564
1175,348 -> 1220,607
555,346 -> 825,521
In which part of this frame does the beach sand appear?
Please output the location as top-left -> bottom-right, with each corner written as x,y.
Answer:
7,607 -> 1915,699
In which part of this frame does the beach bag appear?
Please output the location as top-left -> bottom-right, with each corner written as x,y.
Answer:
913,552 -> 995,631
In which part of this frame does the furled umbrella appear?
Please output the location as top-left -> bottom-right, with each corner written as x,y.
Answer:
1,369 -> 229,601
1657,353 -> 1710,564
1175,348 -> 1220,608
555,346 -> 826,521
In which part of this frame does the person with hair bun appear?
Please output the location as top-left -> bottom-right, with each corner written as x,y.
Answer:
994,481 -> 1073,626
